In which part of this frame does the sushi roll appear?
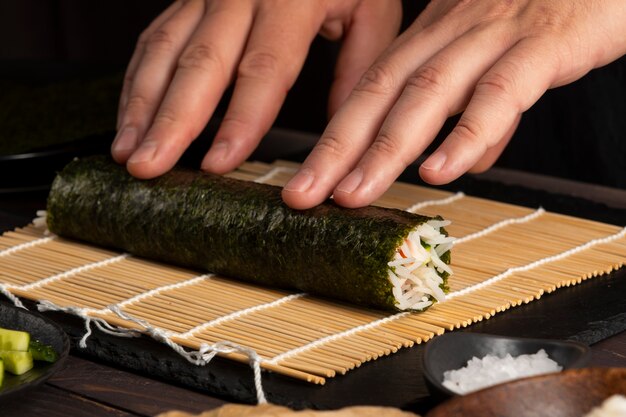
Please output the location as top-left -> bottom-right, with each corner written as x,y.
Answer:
46,156 -> 453,311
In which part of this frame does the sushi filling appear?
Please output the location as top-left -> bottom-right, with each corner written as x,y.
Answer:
388,220 -> 454,311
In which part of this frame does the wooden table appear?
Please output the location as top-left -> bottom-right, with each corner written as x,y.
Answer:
1,129 -> 625,416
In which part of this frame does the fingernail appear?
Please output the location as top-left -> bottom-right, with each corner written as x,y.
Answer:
336,168 -> 363,194
284,168 -> 315,193
203,142 -> 229,168
128,141 -> 158,164
422,152 -> 447,172
112,127 -> 138,154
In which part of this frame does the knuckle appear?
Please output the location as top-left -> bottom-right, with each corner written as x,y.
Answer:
369,132 -> 402,159
314,133 -> 350,158
476,71 -> 515,99
152,108 -> 179,127
123,72 -> 134,86
136,28 -> 150,48
178,43 -> 223,73
405,65 -> 447,97
125,94 -> 151,114
238,50 -> 280,80
353,64 -> 397,96
453,118 -> 484,148
525,4 -> 572,33
145,28 -> 176,54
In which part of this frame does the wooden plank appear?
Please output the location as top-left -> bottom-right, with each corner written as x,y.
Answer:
589,331 -> 626,367
47,356 -> 227,415
1,384 -> 140,417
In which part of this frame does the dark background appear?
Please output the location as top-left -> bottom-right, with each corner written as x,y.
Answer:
1,0 -> 625,188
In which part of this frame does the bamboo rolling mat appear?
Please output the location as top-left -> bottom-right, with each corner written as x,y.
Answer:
0,160 -> 625,386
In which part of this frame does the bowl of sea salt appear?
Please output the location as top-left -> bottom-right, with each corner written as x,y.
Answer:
422,332 -> 590,400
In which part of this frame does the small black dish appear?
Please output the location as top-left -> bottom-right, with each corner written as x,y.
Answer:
423,332 -> 590,401
0,133 -> 112,193
0,301 -> 70,400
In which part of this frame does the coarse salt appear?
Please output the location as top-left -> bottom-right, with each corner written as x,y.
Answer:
442,349 -> 562,394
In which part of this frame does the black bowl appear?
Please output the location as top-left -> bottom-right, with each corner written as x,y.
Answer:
0,301 -> 70,400
423,332 -> 590,401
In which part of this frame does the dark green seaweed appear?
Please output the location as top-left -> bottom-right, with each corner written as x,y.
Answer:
47,156 -> 450,311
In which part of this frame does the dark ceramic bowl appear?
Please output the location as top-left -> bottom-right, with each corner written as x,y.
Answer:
0,301 -> 70,399
426,367 -> 626,417
423,332 -> 590,400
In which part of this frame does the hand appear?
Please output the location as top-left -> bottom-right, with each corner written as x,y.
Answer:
112,0 -> 402,179
282,0 -> 626,209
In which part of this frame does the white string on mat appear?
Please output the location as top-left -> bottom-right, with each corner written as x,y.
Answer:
405,192 -> 465,213
447,225 -> 626,299
37,300 -> 141,348
454,207 -> 545,245
0,283 -> 26,309
181,293 -> 305,338
266,311 -> 410,365
113,273 -> 213,310
0,236 -> 55,257
37,300 -> 267,404
109,305 -> 267,404
253,166 -> 296,184
21,253 -> 129,291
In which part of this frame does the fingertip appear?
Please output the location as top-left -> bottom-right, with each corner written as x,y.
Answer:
418,166 -> 449,185
332,171 -> 386,209
331,191 -> 370,209
331,168 -> 372,208
281,189 -> 319,210
111,127 -> 139,164
281,169 -> 330,210
126,141 -> 172,179
419,153 -> 462,185
201,141 -> 232,174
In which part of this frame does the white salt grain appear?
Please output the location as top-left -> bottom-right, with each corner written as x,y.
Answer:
442,349 -> 562,394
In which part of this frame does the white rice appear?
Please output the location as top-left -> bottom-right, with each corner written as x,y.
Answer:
388,220 -> 453,310
442,349 -> 562,395
584,395 -> 626,417
33,210 -> 48,229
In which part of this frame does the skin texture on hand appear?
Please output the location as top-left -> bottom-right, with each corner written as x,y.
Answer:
112,0 -> 402,179
282,0 -> 626,209
114,0 -> 626,210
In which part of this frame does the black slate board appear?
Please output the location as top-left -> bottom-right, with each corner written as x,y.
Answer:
0,159 -> 624,413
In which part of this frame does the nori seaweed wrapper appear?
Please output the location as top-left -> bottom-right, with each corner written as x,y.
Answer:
46,156 -> 450,311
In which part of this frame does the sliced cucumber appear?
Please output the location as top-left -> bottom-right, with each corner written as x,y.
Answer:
0,327 -> 30,351
0,350 -> 34,375
29,340 -> 58,363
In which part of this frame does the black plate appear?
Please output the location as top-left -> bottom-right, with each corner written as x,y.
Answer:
422,332 -> 591,401
0,134 -> 112,193
0,301 -> 70,399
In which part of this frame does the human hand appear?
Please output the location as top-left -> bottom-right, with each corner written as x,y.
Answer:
282,0 -> 626,209
112,0 -> 402,179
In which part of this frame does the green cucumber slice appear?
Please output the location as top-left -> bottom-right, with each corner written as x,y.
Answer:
29,340 -> 58,363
